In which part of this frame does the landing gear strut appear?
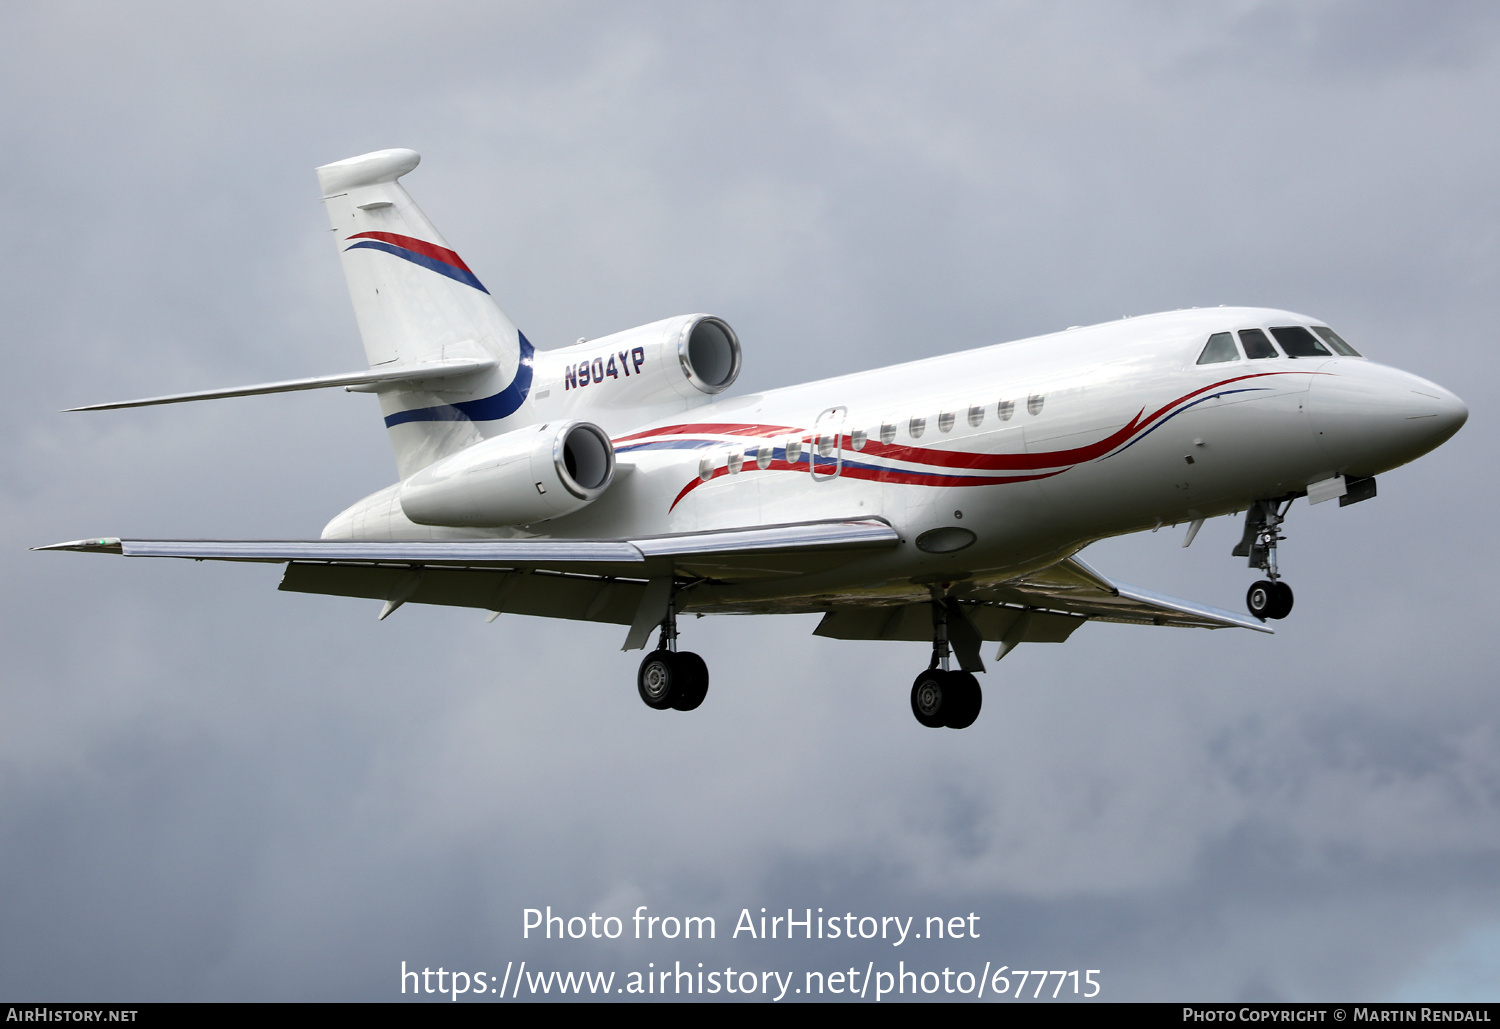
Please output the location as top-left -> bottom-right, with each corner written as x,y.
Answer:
1235,498 -> 1295,620
637,590 -> 710,711
909,597 -> 982,729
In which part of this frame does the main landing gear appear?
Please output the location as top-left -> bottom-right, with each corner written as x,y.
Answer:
910,597 -> 983,729
636,591 -> 710,712
1235,498 -> 1295,621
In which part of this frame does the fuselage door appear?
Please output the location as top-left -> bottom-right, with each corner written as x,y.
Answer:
811,406 -> 847,482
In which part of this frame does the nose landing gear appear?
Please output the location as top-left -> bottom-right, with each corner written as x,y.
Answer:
636,589 -> 710,711
1235,498 -> 1296,621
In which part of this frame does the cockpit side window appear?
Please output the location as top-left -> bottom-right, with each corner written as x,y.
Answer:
1271,326 -> 1332,358
1196,331 -> 1240,365
1313,326 -> 1362,357
1239,328 -> 1278,359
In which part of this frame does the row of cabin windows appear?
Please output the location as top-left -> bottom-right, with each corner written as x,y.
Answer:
865,393 -> 1046,445
1197,325 -> 1362,365
699,393 -> 1046,479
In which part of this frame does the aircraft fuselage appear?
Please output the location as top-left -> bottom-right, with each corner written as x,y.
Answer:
332,306 -> 1465,615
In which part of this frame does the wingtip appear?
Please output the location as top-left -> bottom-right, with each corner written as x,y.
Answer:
62,401 -> 128,412
32,537 -> 123,553
63,401 -> 139,412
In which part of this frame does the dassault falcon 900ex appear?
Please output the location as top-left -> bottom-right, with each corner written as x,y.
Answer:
42,148 -> 1468,729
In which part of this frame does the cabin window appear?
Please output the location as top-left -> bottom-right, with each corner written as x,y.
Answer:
1197,331 -> 1239,365
784,438 -> 802,464
998,399 -> 1014,421
1313,326 -> 1362,357
968,404 -> 985,427
938,410 -> 955,433
755,445 -> 772,469
1239,328 -> 1278,360
1271,326 -> 1331,358
726,451 -> 743,474
698,455 -> 715,481
880,422 -> 897,444
909,415 -> 926,439
850,428 -> 867,451
1027,394 -> 1045,416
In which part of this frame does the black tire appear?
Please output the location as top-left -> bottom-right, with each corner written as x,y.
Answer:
944,671 -> 983,730
911,670 -> 949,728
670,652 -> 710,711
1267,581 -> 1294,620
1246,580 -> 1276,620
637,651 -> 679,709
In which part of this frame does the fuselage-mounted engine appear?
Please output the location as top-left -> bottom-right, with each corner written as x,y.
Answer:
540,313 -> 742,411
398,420 -> 615,527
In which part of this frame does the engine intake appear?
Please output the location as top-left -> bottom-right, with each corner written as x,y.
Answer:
678,316 -> 740,394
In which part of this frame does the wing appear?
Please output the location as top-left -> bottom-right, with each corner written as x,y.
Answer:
980,555 -> 1271,632
37,519 -> 902,647
814,552 -> 1269,663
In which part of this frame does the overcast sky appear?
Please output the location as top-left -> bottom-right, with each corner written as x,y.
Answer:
2,0 -> 1498,1002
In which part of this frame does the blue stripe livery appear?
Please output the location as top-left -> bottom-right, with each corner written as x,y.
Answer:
384,334 -> 535,427
1106,387 -> 1269,457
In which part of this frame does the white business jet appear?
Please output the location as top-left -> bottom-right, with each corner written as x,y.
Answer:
42,149 -> 1468,729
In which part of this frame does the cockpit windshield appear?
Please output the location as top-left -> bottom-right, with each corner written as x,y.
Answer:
1271,326 -> 1332,358
1199,324 -> 1363,366
1238,328 -> 1278,360
1196,332 -> 1239,364
1312,326 -> 1362,357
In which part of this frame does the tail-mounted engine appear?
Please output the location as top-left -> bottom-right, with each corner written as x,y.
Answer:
540,314 -> 741,410
399,420 -> 615,526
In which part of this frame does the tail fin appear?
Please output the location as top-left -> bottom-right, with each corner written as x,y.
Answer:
317,149 -> 534,477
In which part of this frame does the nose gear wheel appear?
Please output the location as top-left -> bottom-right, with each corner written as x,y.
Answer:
1235,497 -> 1298,620
1246,579 -> 1293,621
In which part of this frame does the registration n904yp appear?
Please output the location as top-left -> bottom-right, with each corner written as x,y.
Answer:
42,149 -> 1468,729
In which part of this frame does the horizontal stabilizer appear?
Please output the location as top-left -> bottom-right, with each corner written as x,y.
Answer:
64,357 -> 497,411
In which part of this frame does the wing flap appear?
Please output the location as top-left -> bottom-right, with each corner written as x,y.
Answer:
280,563 -> 647,624
814,603 -> 1086,643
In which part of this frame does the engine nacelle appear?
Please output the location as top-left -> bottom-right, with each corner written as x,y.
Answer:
399,420 -> 615,527
540,314 -> 741,410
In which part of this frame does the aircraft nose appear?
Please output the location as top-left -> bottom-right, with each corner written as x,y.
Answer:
1386,373 -> 1468,453
1307,363 -> 1467,475
1412,381 -> 1468,443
